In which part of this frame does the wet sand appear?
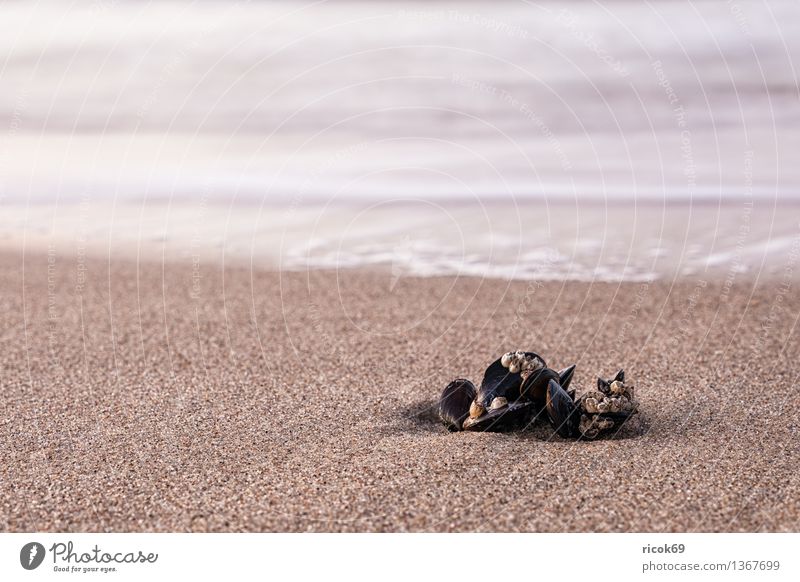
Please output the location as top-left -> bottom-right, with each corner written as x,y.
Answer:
0,250 -> 798,532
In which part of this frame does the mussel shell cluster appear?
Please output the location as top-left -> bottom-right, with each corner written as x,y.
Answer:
438,350 -> 638,439
576,371 -> 638,439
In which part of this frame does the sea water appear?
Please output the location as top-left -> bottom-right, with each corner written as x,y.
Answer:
0,1 -> 798,280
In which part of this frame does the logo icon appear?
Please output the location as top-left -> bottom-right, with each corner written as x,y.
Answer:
20,542 -> 45,570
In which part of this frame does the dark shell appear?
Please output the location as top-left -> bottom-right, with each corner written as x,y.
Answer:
558,364 -> 576,391
462,401 -> 534,432
438,353 -> 634,438
476,351 -> 546,409
597,369 -> 624,394
520,367 -> 560,402
546,379 -> 581,438
438,378 -> 476,432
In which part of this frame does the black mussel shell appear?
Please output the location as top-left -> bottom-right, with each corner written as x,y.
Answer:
597,369 -> 625,394
520,367 -> 560,403
546,379 -> 581,438
462,401 -> 534,432
438,378 -> 476,432
476,351 -> 546,408
558,364 -> 576,391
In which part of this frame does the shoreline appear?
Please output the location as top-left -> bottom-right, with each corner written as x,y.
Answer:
1,198 -> 799,283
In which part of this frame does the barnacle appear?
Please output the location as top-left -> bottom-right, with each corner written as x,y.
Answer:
489,396 -> 508,410
500,350 -> 544,379
575,371 -> 639,439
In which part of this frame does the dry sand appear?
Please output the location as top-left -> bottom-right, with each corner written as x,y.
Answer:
0,250 -> 798,532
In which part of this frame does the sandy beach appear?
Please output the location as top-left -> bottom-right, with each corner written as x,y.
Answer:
1,249 -> 798,532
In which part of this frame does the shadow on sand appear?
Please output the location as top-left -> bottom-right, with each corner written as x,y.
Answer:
393,399 -> 649,442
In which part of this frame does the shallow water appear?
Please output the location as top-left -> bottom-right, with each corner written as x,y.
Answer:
0,1 -> 798,280
1,0 -> 798,202
4,199 -> 799,283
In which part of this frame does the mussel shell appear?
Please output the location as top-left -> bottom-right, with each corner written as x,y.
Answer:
558,364 -> 577,390
438,378 -> 476,432
597,369 -> 625,394
462,401 -> 534,432
520,367 -> 560,403
476,351 -> 546,409
546,380 -> 581,438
